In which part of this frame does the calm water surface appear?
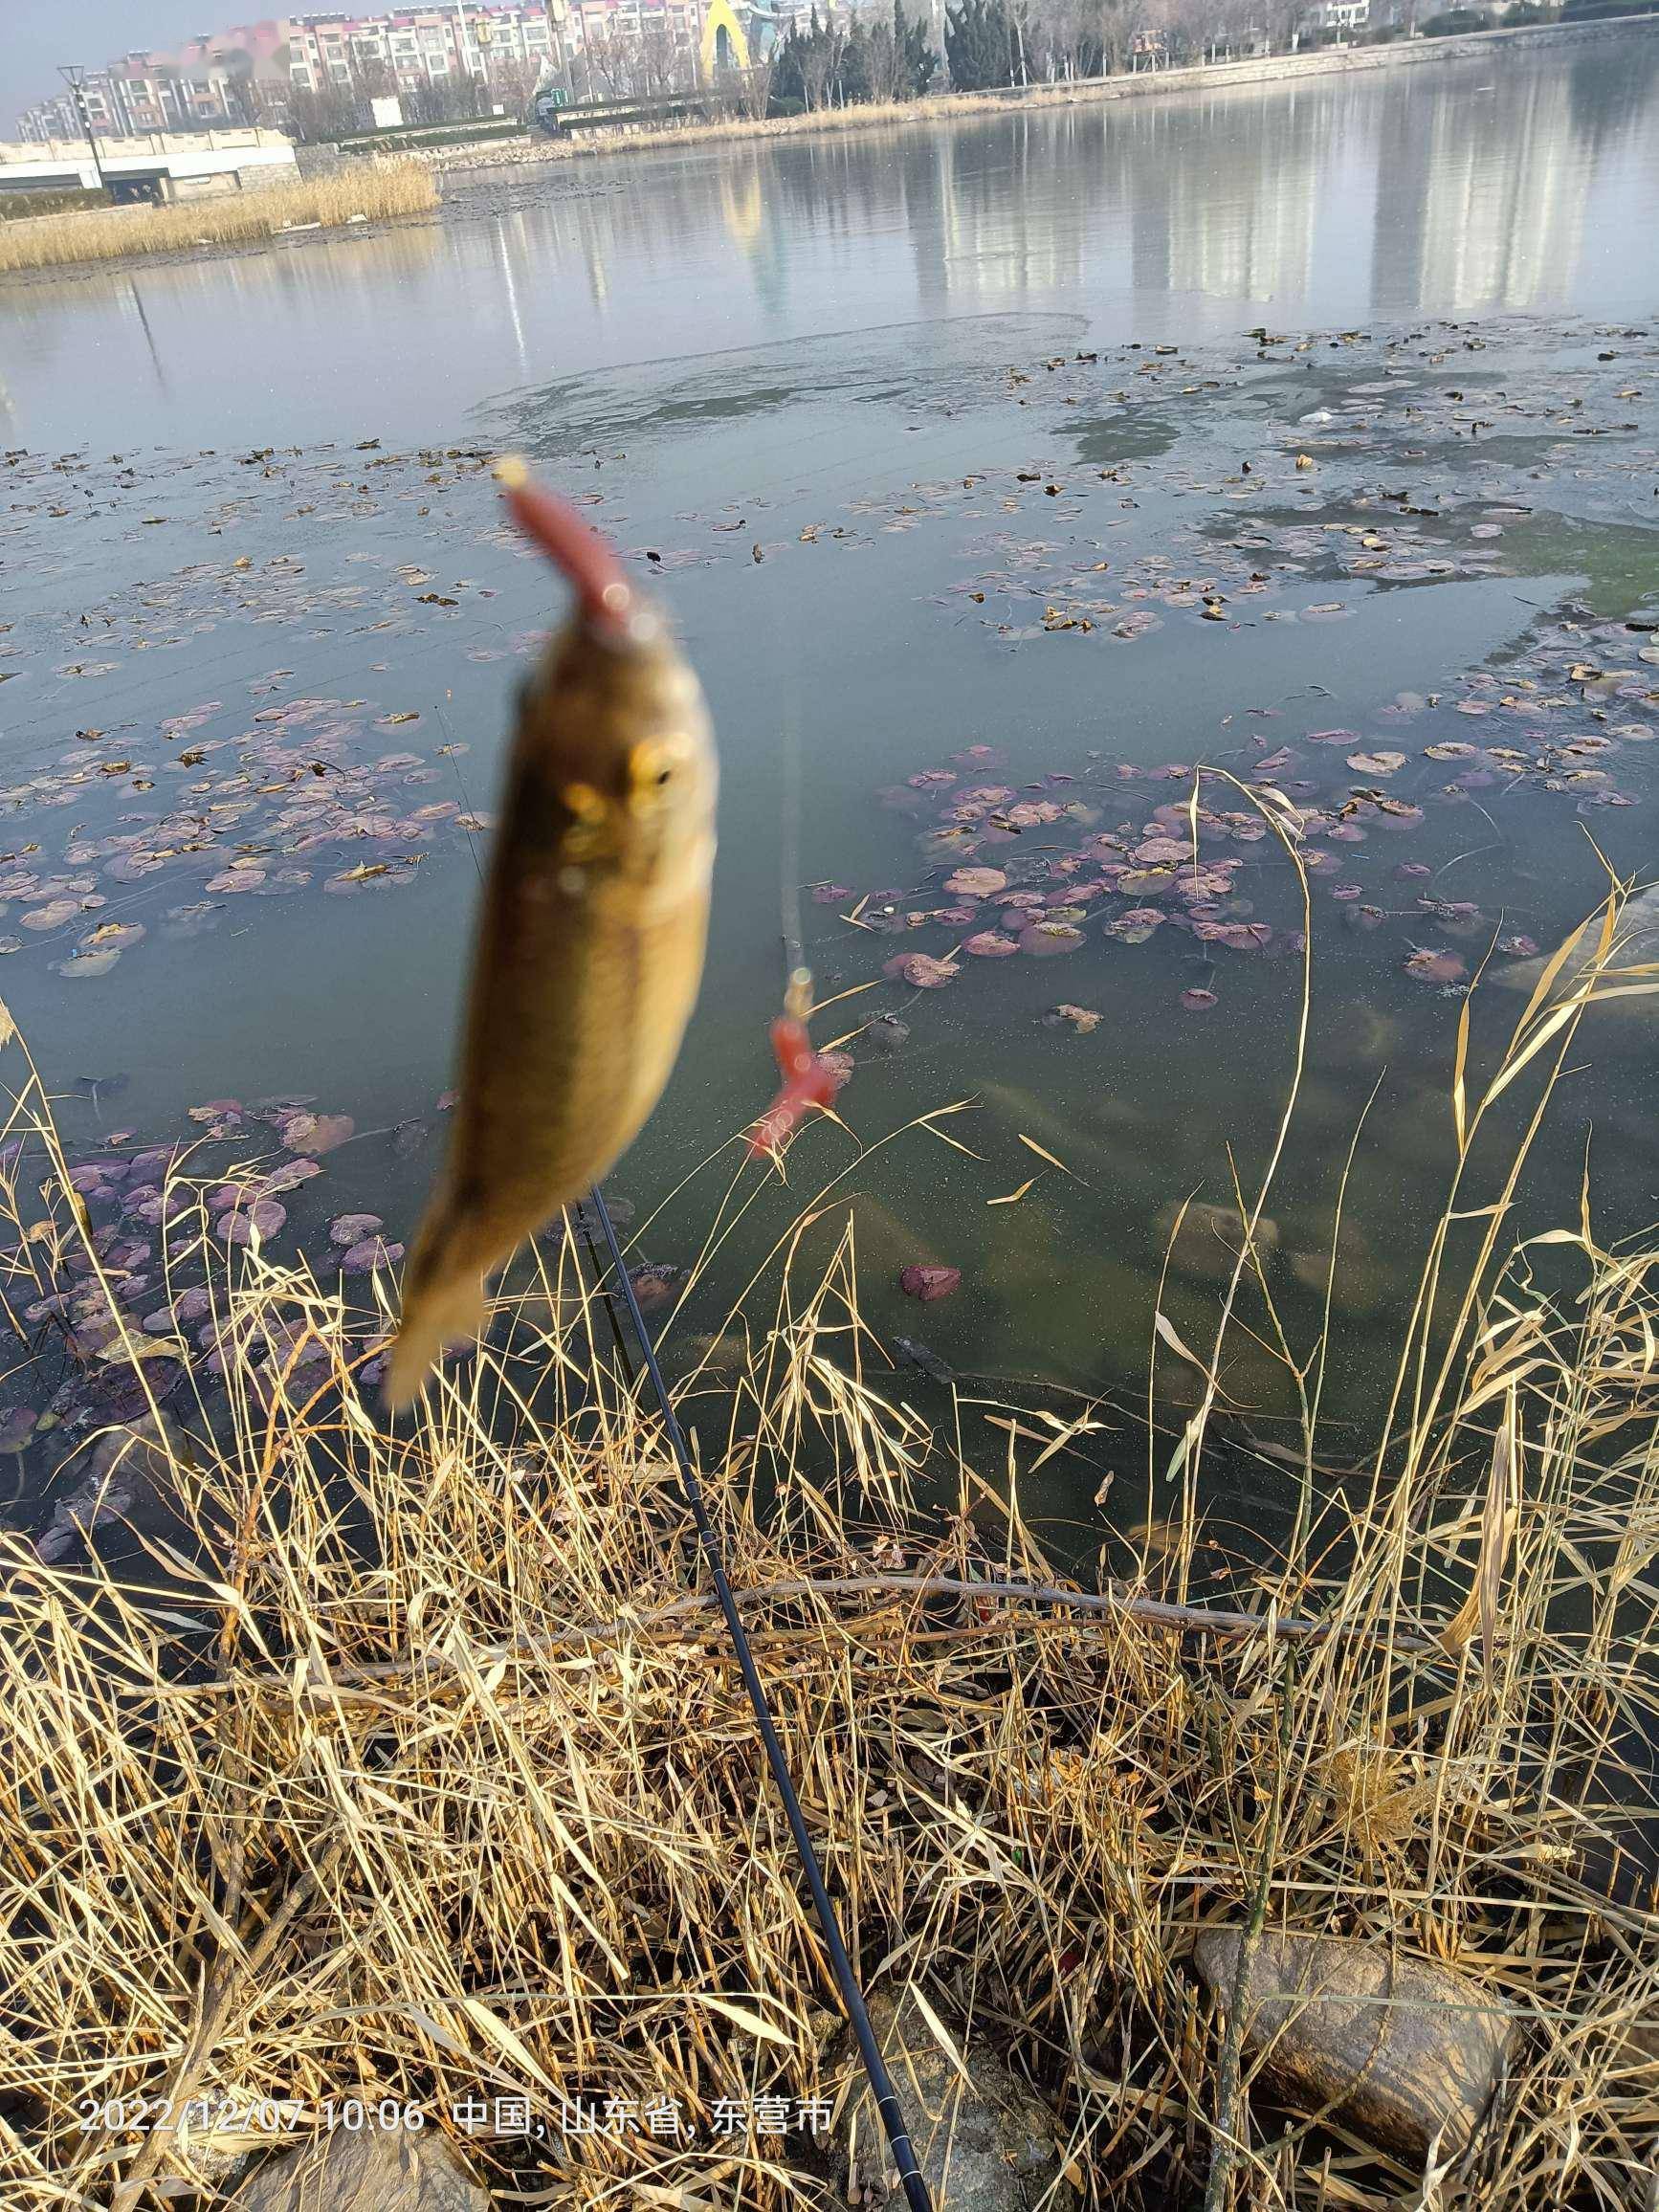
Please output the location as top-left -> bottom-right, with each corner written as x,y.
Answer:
2,38 -> 1658,1546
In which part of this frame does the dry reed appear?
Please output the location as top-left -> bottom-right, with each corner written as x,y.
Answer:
0,893 -> 1656,2210
0,164 -> 438,276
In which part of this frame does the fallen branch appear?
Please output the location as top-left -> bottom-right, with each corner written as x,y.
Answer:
149,1572 -> 1437,1703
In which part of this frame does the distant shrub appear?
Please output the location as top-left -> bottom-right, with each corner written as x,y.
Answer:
1364,20 -> 1407,36
1420,6 -> 1490,29
0,186 -> 110,222
768,93 -> 806,115
1502,0 -> 1558,18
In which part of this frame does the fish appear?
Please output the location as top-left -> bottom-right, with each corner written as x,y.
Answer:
387,469 -> 718,1408
894,1336 -> 957,1386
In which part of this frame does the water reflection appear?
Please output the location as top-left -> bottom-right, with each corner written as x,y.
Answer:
4,40 -> 1658,453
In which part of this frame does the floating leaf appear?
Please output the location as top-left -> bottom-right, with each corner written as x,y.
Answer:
260,1157 -> 324,1196
943,866 -> 1006,897
1346,750 -> 1405,777
330,1212 -> 385,1245
342,1235 -> 405,1273
0,1406 -> 37,1452
217,1199 -> 287,1245
882,952 -> 960,989
289,1112 -> 354,1156
1405,948 -> 1467,985
1017,922 -> 1085,957
627,1262 -> 683,1313
963,931 -> 1019,959
899,1264 -> 961,1301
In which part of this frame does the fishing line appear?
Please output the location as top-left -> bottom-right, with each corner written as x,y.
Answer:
585,1183 -> 934,2212
777,695 -> 813,1024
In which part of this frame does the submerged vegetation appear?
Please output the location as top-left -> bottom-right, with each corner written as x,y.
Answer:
1,883 -> 1656,2208
0,165 -> 438,276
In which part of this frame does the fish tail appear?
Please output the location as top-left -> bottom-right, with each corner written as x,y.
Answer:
385,1213 -> 488,1411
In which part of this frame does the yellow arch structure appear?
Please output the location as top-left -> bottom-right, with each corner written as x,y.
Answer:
700,0 -> 751,76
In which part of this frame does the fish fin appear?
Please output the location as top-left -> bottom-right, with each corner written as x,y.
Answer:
385,1243 -> 489,1412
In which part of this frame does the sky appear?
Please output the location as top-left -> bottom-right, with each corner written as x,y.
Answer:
10,2 -> 215,118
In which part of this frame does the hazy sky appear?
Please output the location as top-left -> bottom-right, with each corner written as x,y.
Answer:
11,2 -> 216,115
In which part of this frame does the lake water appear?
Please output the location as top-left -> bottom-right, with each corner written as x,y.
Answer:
2,35 -> 1658,1552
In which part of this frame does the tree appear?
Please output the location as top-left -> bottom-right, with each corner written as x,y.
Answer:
861,8 -> 903,100
896,0 -> 940,89
770,1 -> 933,109
944,0 -> 1025,86
572,29 -> 637,97
795,8 -> 843,107
837,18 -> 874,99
736,55 -> 775,115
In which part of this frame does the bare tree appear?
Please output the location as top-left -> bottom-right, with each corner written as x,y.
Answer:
736,55 -> 776,115
1258,0 -> 1306,47
861,6 -> 905,97
574,30 -> 638,97
798,21 -> 843,107
484,55 -> 542,110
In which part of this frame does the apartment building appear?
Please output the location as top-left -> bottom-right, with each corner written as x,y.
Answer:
283,7 -> 560,95
16,10 -> 563,139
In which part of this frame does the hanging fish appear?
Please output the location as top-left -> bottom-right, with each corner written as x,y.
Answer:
387,466 -> 718,1407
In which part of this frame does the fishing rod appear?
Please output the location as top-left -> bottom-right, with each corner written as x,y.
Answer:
585,1183 -> 935,2212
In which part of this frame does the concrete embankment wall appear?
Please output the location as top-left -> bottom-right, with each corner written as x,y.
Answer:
430,11 -> 1657,174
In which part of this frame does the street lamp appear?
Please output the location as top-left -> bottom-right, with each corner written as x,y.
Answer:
58,64 -> 111,192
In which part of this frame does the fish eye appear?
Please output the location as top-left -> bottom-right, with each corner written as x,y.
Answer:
629,740 -> 679,798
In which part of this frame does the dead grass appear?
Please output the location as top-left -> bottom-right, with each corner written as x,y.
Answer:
0,164 -> 438,276
0,888 -> 1656,2209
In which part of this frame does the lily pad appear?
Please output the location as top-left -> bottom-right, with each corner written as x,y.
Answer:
330,1211 -> 385,1245
899,1264 -> 961,1302
287,1112 -> 354,1156
22,899 -> 80,931
1018,923 -> 1085,956
882,952 -> 960,989
217,1200 -> 287,1245
1405,948 -> 1467,985
943,866 -> 1007,897
342,1236 -> 405,1273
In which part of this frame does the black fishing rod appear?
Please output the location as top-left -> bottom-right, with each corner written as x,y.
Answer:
586,1184 -> 934,2212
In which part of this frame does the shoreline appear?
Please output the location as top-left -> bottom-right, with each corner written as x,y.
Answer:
428,11 -> 1659,176
1,11 -> 1652,280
